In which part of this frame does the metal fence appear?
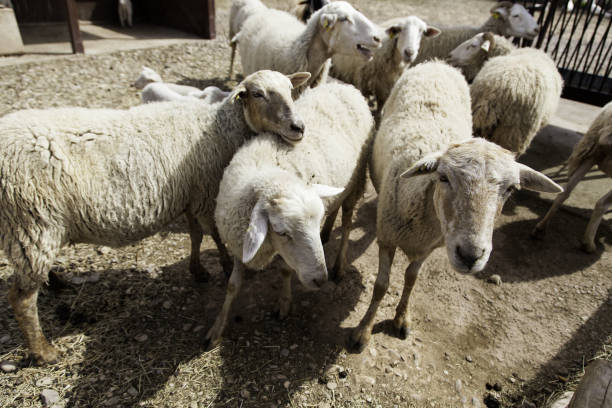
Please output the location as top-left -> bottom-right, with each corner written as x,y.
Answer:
519,0 -> 612,106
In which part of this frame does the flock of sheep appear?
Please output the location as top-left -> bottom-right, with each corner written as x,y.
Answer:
0,0 -> 610,367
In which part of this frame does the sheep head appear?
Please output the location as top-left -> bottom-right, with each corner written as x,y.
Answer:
491,2 -> 539,39
447,32 -> 495,81
386,16 -> 440,64
401,138 -> 562,274
231,70 -> 310,144
133,66 -> 162,89
242,179 -> 343,290
316,1 -> 382,61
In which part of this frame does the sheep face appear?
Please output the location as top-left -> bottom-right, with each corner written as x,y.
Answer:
134,66 -> 162,89
491,2 -> 539,39
232,70 -> 310,144
243,183 -> 343,290
319,1 -> 382,61
447,32 -> 494,81
386,17 -> 441,64
401,138 -> 562,273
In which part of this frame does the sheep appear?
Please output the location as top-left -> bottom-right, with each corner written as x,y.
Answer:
205,81 -> 375,349
0,70 -> 311,364
291,0 -> 330,23
133,66 -> 163,90
447,32 -> 516,82
349,61 -> 563,351
412,2 -> 539,65
228,0 -> 268,78
457,37 -> 563,155
532,101 -> 612,253
118,0 -> 133,28
330,16 -> 441,110
141,83 -> 230,104
236,1 -> 382,94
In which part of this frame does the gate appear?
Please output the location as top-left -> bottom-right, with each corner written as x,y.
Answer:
519,0 -> 612,106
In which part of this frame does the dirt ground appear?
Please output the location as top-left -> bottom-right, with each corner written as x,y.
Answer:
0,1 -> 611,407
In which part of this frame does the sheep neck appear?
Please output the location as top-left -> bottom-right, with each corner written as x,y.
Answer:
479,16 -> 507,36
298,19 -> 333,86
215,97 -> 253,140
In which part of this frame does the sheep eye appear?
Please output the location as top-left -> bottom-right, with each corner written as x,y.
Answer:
439,174 -> 449,183
278,231 -> 292,239
252,91 -> 265,98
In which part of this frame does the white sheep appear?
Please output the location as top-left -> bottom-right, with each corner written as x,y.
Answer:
205,81 -> 375,348
133,66 -> 163,90
228,0 -> 268,78
291,0 -> 330,23
412,2 -> 539,65
349,61 -> 562,351
447,32 -> 516,81
330,16 -> 441,109
0,70 -> 311,364
236,1 -> 382,93
118,0 -> 133,28
532,101 -> 612,253
452,34 -> 563,156
141,83 -> 230,104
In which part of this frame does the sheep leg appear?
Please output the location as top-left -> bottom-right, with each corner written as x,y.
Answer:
392,258 -> 425,339
532,158 -> 595,238
320,208 -> 339,244
275,267 -> 293,320
330,201 -> 357,281
185,212 -> 209,283
9,283 -> 58,364
228,38 -> 238,79
581,188 -> 612,253
208,223 -> 234,278
349,244 -> 396,352
203,260 -> 244,350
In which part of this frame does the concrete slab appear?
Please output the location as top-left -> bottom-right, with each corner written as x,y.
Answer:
0,6 -> 24,55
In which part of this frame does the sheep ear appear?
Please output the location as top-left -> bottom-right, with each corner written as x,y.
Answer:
231,86 -> 247,104
491,3 -> 511,19
517,163 -> 563,193
400,153 -> 442,178
320,13 -> 338,30
311,184 -> 344,198
242,200 -> 268,263
386,25 -> 402,39
287,72 -> 311,88
424,26 -> 441,38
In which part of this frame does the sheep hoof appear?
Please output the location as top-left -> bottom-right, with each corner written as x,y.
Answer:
530,226 -> 546,240
221,259 -> 234,279
395,324 -> 410,340
31,343 -> 60,365
347,329 -> 369,353
580,241 -> 596,254
190,263 -> 210,283
48,268 -> 70,291
202,335 -> 220,352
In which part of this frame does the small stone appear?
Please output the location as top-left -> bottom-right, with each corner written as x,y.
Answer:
289,344 -> 298,350
193,325 -> 204,333
366,396 -> 373,403
487,274 -> 502,285
96,246 -> 111,255
127,386 -> 138,397
71,276 -> 86,285
472,397 -> 481,407
326,381 -> 337,390
189,402 -> 198,408
280,348 -> 289,357
40,389 -> 60,406
369,348 -> 378,357
104,396 -> 120,406
388,349 -> 401,364
86,272 -> 101,283
162,301 -> 172,309
283,380 -> 290,389
493,383 -> 502,392
465,355 -> 473,363
443,370 -> 449,375
509,377 -> 516,383
359,375 -> 376,385
0,334 -> 10,343
36,377 -> 54,387
134,334 -> 148,342
240,389 -> 250,399
1,360 -> 17,373
455,379 -> 462,393
182,323 -> 193,331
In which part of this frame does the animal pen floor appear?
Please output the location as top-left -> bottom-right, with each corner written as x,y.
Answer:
0,0 -> 610,407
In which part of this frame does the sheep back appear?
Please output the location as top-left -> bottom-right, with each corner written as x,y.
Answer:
567,101 -> 612,176
471,48 -> 563,155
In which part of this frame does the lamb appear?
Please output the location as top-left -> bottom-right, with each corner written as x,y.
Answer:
118,0 -> 133,28
228,0 -> 267,78
205,81 -> 375,348
532,101 -> 612,253
447,32 -> 516,81
450,34 -> 563,155
0,70 -> 311,364
330,16 -> 441,109
349,61 -> 562,351
142,83 -> 230,104
291,0 -> 330,23
236,1 -> 382,93
133,66 -> 163,89
412,2 -> 539,65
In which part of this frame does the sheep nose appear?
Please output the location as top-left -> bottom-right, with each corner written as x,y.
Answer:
404,50 -> 414,61
455,245 -> 482,270
534,26 -> 540,33
372,35 -> 381,45
290,121 -> 305,134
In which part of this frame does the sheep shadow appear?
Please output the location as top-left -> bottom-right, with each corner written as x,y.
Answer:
176,76 -> 236,92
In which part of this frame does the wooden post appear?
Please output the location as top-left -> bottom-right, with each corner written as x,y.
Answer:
203,0 -> 216,39
64,0 -> 84,53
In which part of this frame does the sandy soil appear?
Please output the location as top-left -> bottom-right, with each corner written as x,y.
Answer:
0,1 -> 610,407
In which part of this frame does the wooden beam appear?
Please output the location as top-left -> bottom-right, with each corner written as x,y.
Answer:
64,0 -> 84,54
203,0 -> 216,39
